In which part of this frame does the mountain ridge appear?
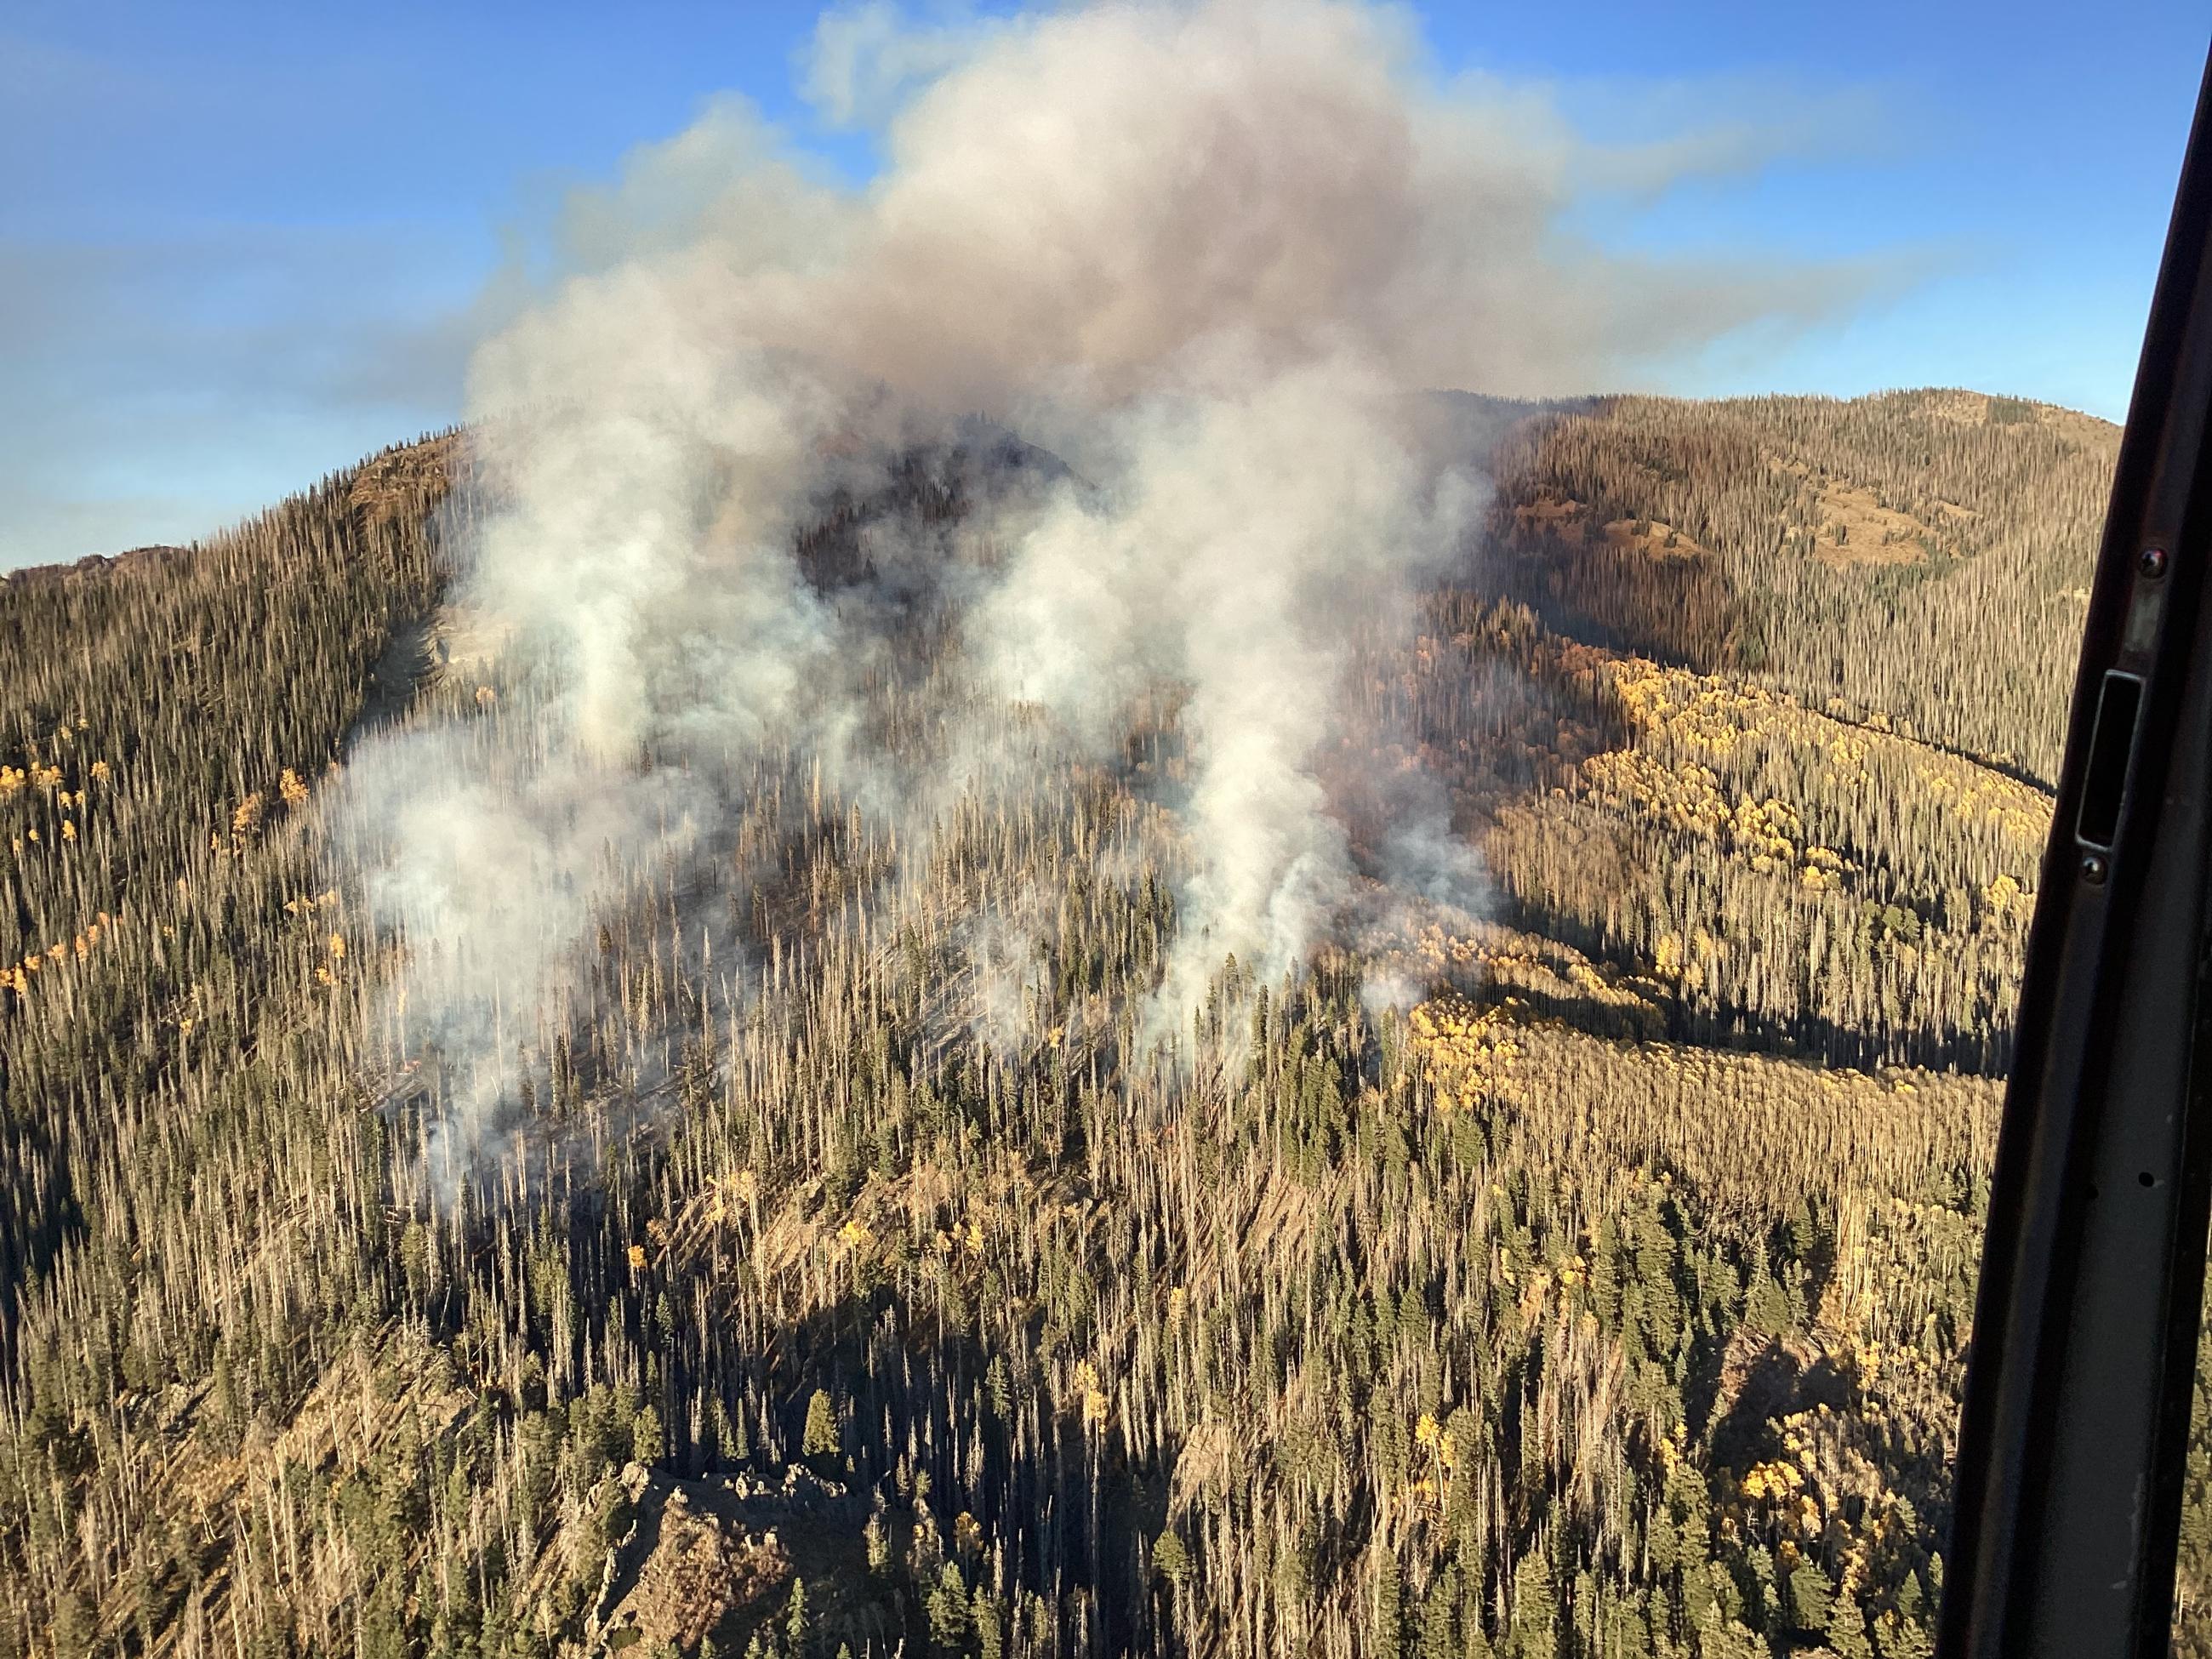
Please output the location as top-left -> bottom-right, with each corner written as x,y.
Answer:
0,380 -> 2158,1658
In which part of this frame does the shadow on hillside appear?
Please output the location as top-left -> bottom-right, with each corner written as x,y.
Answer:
1486,890 -> 2013,1079
1699,1333 -> 1851,1475
648,1284 -> 1168,1655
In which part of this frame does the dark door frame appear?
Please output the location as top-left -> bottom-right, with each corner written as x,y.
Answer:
1943,39 -> 2212,1659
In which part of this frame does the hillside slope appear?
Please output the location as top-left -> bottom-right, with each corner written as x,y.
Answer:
0,391 -> 2161,1658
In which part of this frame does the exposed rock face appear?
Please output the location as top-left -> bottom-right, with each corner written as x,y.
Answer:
624,1489 -> 791,1650
587,1463 -> 874,1656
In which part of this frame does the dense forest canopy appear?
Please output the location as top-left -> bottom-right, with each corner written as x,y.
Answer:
3,386 -> 2192,1659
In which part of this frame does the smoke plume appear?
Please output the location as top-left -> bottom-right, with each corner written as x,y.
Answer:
340,0 -> 1880,1188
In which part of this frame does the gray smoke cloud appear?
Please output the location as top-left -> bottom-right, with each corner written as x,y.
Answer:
341,0 -> 1888,1185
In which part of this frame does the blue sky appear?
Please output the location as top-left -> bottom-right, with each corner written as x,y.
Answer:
0,0 -> 2204,567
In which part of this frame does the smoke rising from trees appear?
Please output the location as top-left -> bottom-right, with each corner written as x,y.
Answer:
343,0 -> 1884,1183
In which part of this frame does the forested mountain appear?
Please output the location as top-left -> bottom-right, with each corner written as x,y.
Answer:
0,389 -> 2169,1657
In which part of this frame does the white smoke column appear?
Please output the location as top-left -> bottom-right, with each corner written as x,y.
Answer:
770,0 -> 1869,1014
343,258 -> 852,1194
975,355 -> 1485,1010
343,0 -> 1892,1179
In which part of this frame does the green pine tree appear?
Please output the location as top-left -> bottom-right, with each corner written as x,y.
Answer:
801,1390 -> 839,1462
